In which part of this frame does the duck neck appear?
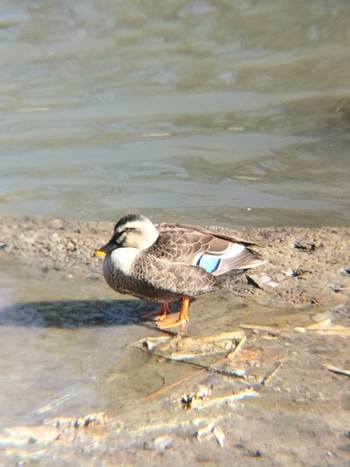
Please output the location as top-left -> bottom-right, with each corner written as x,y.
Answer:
139,224 -> 159,250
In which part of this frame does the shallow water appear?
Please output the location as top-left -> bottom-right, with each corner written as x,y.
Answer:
1,0 -> 350,226
0,257 -> 159,427
0,257 -> 304,428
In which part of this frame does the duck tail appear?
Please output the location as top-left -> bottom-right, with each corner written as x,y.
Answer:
211,245 -> 264,277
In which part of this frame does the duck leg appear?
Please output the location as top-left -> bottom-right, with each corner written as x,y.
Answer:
159,301 -> 170,319
156,296 -> 190,334
146,301 -> 170,319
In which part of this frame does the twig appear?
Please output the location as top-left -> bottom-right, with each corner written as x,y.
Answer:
163,357 -> 246,378
108,335 -> 248,416
226,335 -> 247,360
152,335 -> 247,378
31,394 -> 72,415
260,362 -> 283,386
323,364 -> 350,377
138,335 -> 248,401
204,386 -> 258,405
240,323 -> 279,332
137,368 -> 206,402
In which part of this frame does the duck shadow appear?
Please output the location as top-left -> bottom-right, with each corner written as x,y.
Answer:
0,299 -> 181,329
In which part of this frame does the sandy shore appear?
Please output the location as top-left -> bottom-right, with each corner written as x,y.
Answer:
1,216 -> 350,309
0,216 -> 349,465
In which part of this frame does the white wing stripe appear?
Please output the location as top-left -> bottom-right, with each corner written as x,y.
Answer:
194,243 -> 246,265
220,243 -> 246,259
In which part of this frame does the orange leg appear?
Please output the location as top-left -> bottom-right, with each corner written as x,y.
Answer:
158,301 -> 170,320
178,296 -> 190,323
156,296 -> 190,334
147,301 -> 170,319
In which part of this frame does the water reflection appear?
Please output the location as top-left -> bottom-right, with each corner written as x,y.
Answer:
0,296 -> 162,428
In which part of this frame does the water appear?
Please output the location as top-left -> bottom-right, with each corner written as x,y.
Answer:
0,0 -> 349,430
0,256 -> 303,429
0,0 -> 349,226
0,257 -> 164,427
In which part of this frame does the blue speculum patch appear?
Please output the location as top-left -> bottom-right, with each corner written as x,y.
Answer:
197,255 -> 221,273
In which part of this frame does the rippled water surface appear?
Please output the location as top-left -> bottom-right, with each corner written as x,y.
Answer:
1,0 -> 350,226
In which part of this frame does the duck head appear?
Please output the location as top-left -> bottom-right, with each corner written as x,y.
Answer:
96,214 -> 159,256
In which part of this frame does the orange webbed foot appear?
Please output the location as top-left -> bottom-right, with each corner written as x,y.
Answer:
146,301 -> 170,320
155,296 -> 190,335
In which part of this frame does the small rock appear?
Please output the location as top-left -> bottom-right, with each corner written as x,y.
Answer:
144,435 -> 174,454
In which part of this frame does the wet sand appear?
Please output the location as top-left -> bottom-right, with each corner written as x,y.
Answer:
0,216 -> 349,465
1,216 -> 350,310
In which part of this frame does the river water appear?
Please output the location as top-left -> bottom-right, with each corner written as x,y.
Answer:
1,0 -> 350,227
0,0 -> 349,433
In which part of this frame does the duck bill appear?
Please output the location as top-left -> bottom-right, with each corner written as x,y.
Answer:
94,240 -> 117,257
95,249 -> 107,258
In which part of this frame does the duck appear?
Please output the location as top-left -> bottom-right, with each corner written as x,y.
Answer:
95,214 -> 263,333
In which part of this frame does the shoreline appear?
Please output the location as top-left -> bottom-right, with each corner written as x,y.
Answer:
0,216 -> 349,465
1,216 -> 349,309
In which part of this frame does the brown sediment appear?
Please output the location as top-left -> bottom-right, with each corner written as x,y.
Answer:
0,216 -> 349,310
0,216 -> 349,465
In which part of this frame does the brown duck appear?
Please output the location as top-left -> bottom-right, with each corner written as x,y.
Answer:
96,214 -> 263,332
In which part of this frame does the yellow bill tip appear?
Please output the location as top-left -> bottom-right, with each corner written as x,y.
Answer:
94,250 -> 106,258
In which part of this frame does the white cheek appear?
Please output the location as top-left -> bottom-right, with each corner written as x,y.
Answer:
110,248 -> 140,274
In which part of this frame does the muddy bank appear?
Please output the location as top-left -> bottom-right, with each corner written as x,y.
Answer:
1,216 -> 350,310
0,216 -> 349,466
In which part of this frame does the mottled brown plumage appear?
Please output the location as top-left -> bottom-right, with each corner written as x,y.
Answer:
96,214 -> 263,332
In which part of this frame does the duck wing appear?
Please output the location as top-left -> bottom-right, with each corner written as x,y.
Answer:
157,223 -> 254,246
152,223 -> 263,277
134,254 -> 219,297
